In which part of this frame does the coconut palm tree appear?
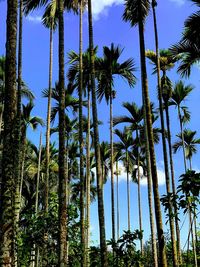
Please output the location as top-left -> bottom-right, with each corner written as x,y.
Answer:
123,1 -> 167,265
0,0 -> 18,265
169,81 -> 193,172
114,127 -> 134,231
87,0 -> 108,265
97,44 -> 136,243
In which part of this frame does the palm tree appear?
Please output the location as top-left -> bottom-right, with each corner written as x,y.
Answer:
97,44 -> 136,243
41,0 -> 58,218
20,101 -> 44,205
123,1 -> 167,265
0,0 -> 18,265
113,102 -> 144,252
173,129 -> 200,170
169,81 -> 193,172
147,4 -> 178,263
170,0 -> 200,77
146,47 -> 182,264
114,127 -> 134,231
14,5 -> 24,261
87,0 -> 108,265
113,150 -> 122,241
57,0 -> 67,264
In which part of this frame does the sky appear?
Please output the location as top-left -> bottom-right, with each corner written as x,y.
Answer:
0,0 -> 199,248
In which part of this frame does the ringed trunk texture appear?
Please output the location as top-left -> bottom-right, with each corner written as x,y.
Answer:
152,3 -> 178,266
116,161 -> 120,240
85,89 -> 91,267
13,0 -> 23,265
138,3 -> 167,266
110,94 -> 115,242
88,0 -> 108,265
145,133 -> 158,267
79,2 -> 85,265
136,146 -> 144,255
165,105 -> 182,264
58,0 -> 67,265
44,25 -> 53,214
0,0 -> 18,266
126,151 -> 130,231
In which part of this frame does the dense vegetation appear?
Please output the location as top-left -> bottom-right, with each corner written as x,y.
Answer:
0,0 -> 200,266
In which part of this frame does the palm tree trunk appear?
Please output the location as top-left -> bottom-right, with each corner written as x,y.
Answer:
165,105 -> 182,264
85,88 -> 91,267
145,139 -> 158,267
178,106 -> 187,172
110,93 -> 115,243
136,136 -> 144,255
152,3 -> 178,266
32,133 -> 42,267
0,0 -> 18,265
88,0 -> 107,265
116,161 -> 120,240
35,133 -> 42,214
138,3 -> 167,266
58,0 -> 67,265
126,150 -> 130,231
13,1 -> 23,264
66,137 -> 69,265
42,23 -> 53,267
19,134 -> 26,206
33,133 -> 42,267
44,24 -> 53,214
79,2 -> 85,266
189,209 -> 198,267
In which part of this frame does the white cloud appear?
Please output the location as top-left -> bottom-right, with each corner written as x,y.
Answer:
140,168 -> 166,186
112,161 -> 166,186
92,0 -> 123,19
26,15 -> 42,23
169,0 -> 185,6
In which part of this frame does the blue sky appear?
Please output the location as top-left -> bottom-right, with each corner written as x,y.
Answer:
0,0 -> 199,247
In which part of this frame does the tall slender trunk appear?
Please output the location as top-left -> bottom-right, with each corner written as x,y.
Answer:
45,25 -> 53,214
145,136 -> 158,267
165,105 -> 182,264
152,3 -> 178,266
0,0 -> 18,266
189,209 -> 198,267
138,4 -> 167,266
116,161 -> 120,240
136,131 -> 143,255
79,0 -> 86,266
19,134 -> 26,206
66,137 -> 69,265
126,150 -> 130,231
88,0 -> 107,265
58,0 -> 67,265
13,0 -> 23,264
0,104 -> 4,139
110,93 -> 115,242
79,2 -> 85,265
178,106 -> 187,172
85,89 -> 91,267
42,23 -> 53,267
32,133 -> 42,267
